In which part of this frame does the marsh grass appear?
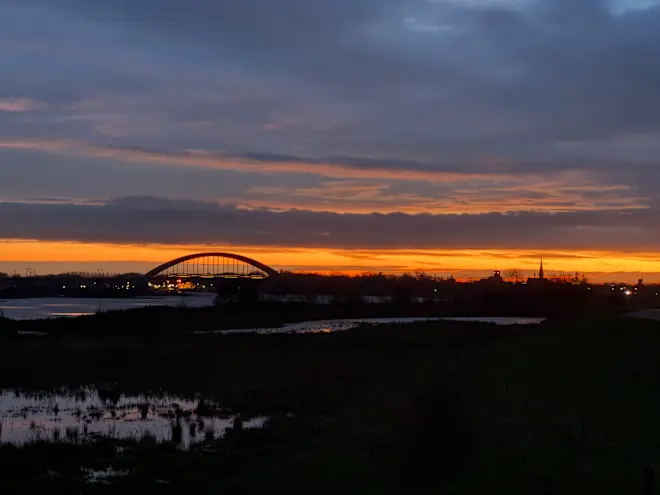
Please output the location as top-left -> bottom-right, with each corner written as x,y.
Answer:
0,317 -> 659,493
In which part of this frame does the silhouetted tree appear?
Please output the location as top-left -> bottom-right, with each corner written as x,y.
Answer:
505,269 -> 523,283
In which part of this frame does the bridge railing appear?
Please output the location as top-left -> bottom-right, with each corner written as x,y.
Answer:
152,272 -> 268,279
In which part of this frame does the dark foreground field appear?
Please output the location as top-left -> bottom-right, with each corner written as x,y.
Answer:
2,316 -> 660,493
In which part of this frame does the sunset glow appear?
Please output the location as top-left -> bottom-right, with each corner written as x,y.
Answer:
1,0 -> 659,284
1,240 -> 659,283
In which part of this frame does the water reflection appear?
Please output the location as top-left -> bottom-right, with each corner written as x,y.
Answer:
0,294 -> 216,320
0,388 -> 265,449
195,316 -> 546,335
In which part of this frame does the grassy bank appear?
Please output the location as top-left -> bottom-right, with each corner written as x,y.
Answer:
2,317 -> 660,493
1,297 -> 628,336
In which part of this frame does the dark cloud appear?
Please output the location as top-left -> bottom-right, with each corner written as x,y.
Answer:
0,197 -> 658,251
0,0 -> 659,250
7,0 -> 660,148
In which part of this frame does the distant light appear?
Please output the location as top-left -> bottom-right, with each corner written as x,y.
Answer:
624,290 -> 632,296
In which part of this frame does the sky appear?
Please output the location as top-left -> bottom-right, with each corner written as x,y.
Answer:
1,0 -> 660,282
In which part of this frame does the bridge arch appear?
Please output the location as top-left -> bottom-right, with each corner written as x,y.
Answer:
145,252 -> 278,279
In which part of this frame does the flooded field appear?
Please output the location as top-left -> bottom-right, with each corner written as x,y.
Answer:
0,388 -> 265,449
195,316 -> 546,335
0,294 -> 215,320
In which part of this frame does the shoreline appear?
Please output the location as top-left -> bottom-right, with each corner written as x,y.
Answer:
0,300 -> 602,335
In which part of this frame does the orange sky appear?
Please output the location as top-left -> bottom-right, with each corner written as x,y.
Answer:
2,0 -> 660,289
1,239 -> 659,283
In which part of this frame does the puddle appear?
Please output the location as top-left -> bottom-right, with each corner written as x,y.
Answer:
195,316 -> 546,335
0,388 -> 266,449
83,467 -> 132,484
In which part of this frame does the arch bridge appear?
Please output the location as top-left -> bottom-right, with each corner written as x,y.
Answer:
145,253 -> 277,280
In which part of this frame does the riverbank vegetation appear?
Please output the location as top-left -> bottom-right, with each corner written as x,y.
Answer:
0,289 -> 641,336
2,316 -> 660,493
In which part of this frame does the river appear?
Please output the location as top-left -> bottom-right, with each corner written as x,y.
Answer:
0,295 -> 546,331
0,294 -> 216,320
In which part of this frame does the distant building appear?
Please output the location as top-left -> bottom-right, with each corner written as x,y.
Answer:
476,270 -> 506,288
527,258 -> 549,286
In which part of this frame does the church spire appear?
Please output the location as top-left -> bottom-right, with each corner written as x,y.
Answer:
539,257 -> 545,279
